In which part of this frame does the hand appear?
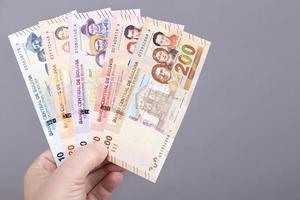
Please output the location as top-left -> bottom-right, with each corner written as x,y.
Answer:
24,143 -> 124,200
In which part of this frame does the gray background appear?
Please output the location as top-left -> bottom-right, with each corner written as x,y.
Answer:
0,0 -> 299,199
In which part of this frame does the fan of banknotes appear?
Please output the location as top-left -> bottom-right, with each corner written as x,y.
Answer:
9,8 -> 210,182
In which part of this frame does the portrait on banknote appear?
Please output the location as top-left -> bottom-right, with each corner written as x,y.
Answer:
153,31 -> 179,49
26,32 -> 46,62
53,26 -> 70,54
124,25 -> 142,40
127,41 -> 137,54
80,18 -> 110,67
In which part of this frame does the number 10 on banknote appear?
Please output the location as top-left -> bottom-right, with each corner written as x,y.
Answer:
9,26 -> 66,165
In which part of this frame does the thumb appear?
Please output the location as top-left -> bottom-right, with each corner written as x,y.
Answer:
55,143 -> 108,180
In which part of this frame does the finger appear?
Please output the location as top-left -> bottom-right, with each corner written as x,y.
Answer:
38,150 -> 57,172
102,164 -> 124,173
89,160 -> 110,174
24,150 -> 57,187
55,143 -> 108,180
86,164 -> 124,192
87,172 -> 123,200
27,150 -> 56,174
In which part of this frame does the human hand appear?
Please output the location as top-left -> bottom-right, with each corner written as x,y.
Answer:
24,143 -> 124,200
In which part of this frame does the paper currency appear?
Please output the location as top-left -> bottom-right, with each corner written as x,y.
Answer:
89,10 -> 141,143
9,8 -> 211,183
100,18 -> 210,182
90,14 -> 144,141
68,8 -> 112,147
68,9 -> 141,147
9,26 -> 66,165
89,14 -> 183,143
39,11 -> 77,156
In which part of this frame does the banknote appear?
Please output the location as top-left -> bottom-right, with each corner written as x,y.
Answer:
9,25 -> 66,165
81,9 -> 140,141
68,8 -> 112,147
39,11 -> 77,156
89,14 -> 183,144
90,14 -> 144,141
68,9 -> 141,147
98,18 -> 210,182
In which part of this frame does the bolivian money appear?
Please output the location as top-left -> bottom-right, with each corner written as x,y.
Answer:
101,18 -> 210,182
39,11 -> 77,156
9,25 -> 66,165
68,9 -> 140,147
90,14 -> 144,143
68,8 -> 112,147
88,10 -> 141,143
9,8 -> 211,183
93,17 -> 184,138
